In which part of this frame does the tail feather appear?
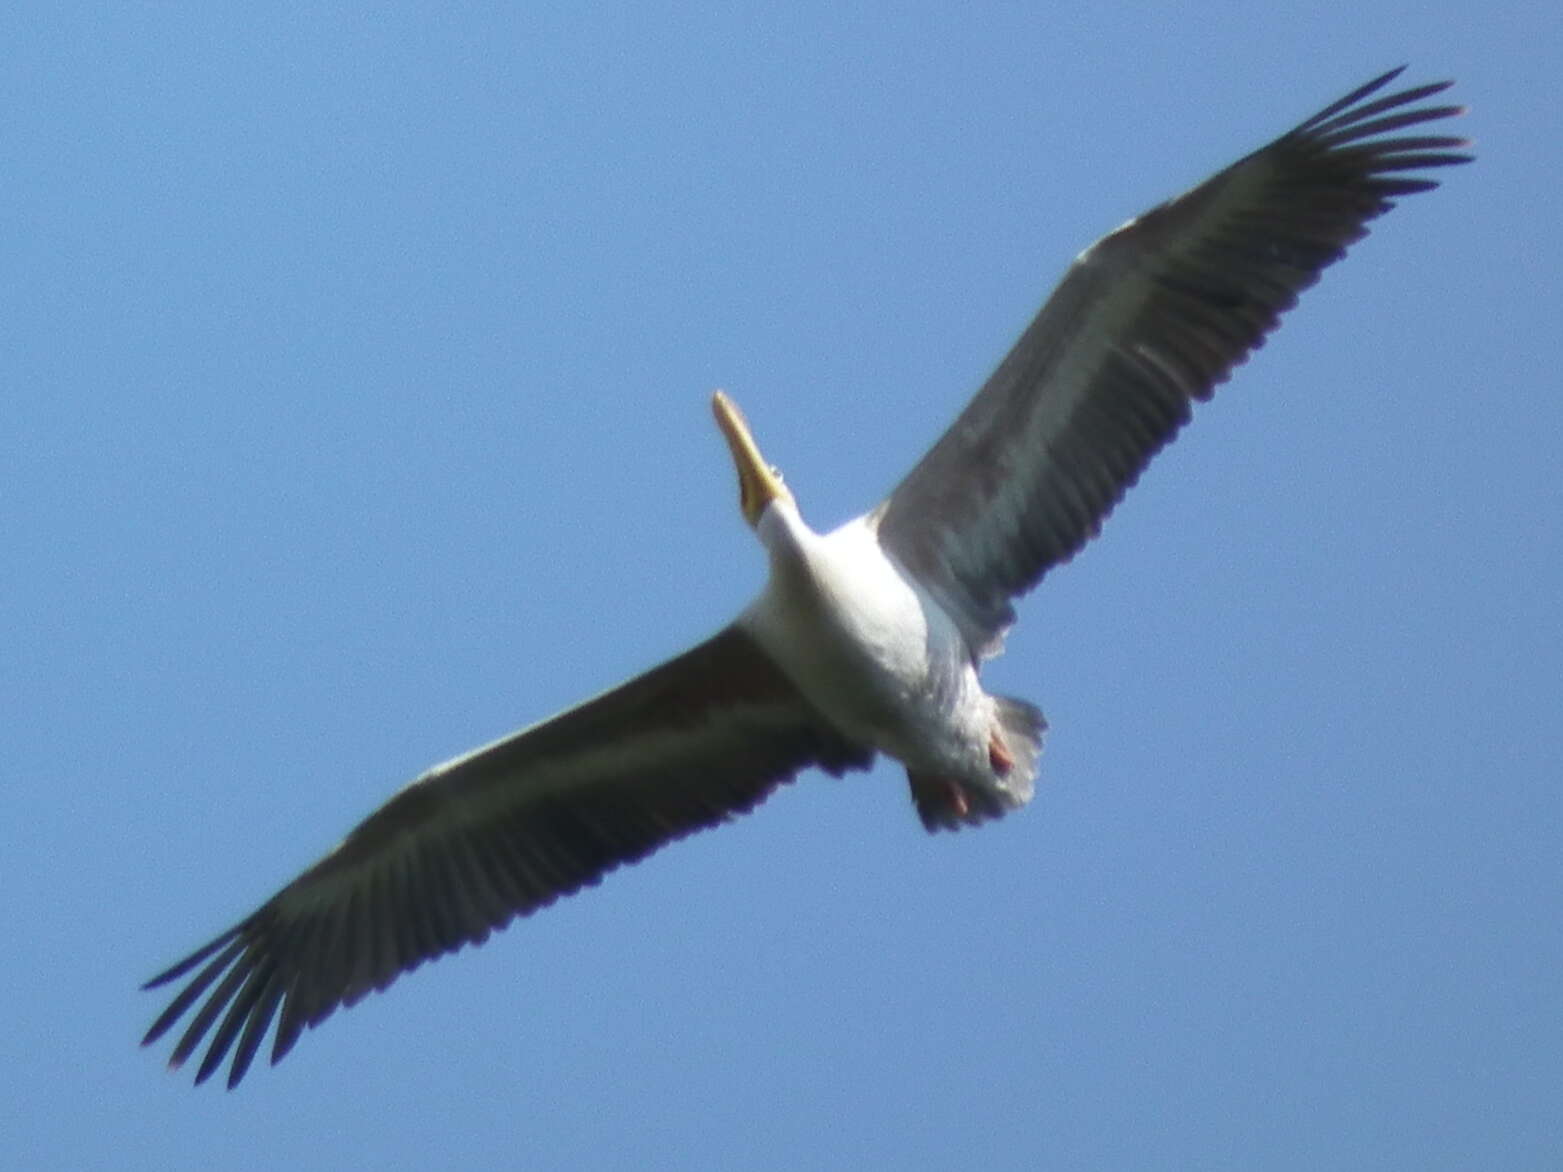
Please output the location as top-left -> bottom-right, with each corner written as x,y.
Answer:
994,695 -> 1046,801
907,696 -> 1047,833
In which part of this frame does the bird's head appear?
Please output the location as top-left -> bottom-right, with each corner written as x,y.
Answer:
712,391 -> 794,528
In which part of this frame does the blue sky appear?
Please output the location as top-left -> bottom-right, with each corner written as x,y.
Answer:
7,4 -> 1561,1169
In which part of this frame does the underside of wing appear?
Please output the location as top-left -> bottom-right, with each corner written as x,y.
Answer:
873,68 -> 1470,654
142,625 -> 872,1088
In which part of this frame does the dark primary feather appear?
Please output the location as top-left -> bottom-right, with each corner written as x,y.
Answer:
874,67 -> 1470,653
142,626 -> 871,1088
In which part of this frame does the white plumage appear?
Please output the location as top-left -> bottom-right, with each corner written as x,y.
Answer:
144,68 -> 1468,1088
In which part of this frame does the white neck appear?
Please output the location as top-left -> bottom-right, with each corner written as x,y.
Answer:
755,495 -> 817,577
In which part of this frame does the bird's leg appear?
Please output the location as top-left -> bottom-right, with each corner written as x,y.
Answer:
988,725 -> 1014,776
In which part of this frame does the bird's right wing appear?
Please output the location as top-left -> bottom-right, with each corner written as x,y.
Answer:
142,624 -> 872,1088
873,68 -> 1470,655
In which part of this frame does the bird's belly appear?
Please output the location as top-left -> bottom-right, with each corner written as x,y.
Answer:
744,555 -> 989,774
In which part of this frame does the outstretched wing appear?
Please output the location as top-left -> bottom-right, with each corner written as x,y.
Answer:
873,68 -> 1470,653
143,625 -> 872,1088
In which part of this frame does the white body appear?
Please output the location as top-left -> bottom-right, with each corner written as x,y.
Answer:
739,499 -> 1004,790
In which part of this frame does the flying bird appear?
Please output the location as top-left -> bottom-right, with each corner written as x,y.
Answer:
144,68 -> 1469,1087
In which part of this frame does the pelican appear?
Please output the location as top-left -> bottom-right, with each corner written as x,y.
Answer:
144,68 -> 1469,1087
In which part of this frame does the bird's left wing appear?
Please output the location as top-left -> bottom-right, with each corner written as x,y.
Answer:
872,69 -> 1469,655
142,624 -> 872,1088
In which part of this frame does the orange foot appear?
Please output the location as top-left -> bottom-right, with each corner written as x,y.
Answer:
988,726 -> 1014,776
